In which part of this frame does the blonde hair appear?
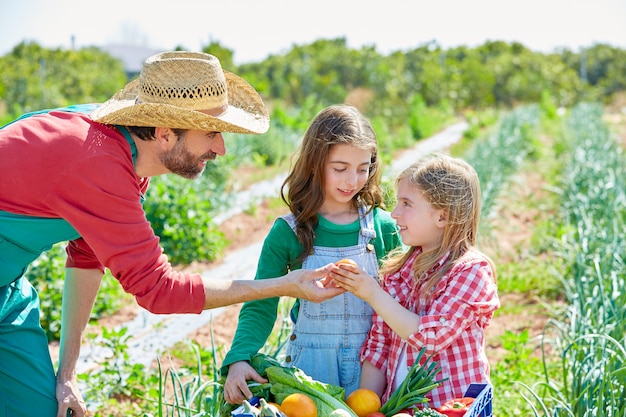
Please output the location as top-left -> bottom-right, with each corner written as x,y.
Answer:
381,153 -> 495,294
281,105 -> 383,262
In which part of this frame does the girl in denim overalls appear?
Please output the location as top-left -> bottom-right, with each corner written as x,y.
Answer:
221,105 -> 402,404
280,203 -> 379,392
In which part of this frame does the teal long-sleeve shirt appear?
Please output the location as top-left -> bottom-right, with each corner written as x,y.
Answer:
220,207 -> 401,375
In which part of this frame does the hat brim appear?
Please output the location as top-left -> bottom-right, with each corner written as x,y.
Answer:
91,73 -> 269,135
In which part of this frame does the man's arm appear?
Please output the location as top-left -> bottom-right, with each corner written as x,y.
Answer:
202,264 -> 344,310
56,267 -> 102,417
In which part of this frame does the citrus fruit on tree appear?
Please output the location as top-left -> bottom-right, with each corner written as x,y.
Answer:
346,388 -> 381,417
280,393 -> 317,417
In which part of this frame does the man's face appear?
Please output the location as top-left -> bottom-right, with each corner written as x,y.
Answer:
160,130 -> 225,179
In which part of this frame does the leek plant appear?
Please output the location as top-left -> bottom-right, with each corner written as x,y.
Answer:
464,105 -> 541,236
521,103 -> 626,416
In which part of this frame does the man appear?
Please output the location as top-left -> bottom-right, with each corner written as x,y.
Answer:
0,51 -> 342,417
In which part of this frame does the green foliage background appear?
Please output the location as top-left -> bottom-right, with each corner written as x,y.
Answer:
3,38 -> 626,125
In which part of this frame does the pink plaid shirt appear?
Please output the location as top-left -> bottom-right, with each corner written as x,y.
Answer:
360,248 -> 499,408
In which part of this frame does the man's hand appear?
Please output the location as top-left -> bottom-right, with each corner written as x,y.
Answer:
56,377 -> 87,417
223,361 -> 268,404
328,262 -> 380,303
203,264 -> 345,310
285,264 -> 345,302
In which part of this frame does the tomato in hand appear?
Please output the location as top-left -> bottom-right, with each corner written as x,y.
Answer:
336,258 -> 358,268
435,397 -> 475,416
330,258 -> 359,287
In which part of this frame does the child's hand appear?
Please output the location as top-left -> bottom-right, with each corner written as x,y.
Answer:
223,361 -> 268,404
327,259 -> 358,287
318,273 -> 338,288
329,261 -> 381,303
317,262 -> 347,291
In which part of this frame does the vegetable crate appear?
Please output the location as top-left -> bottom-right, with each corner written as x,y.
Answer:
463,383 -> 493,417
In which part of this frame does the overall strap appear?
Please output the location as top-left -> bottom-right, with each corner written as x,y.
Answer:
114,125 -> 145,203
280,213 -> 297,232
115,125 -> 138,166
1,103 -> 100,129
357,203 -> 376,252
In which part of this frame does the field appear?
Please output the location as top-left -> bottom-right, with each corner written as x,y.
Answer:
43,103 -> 625,417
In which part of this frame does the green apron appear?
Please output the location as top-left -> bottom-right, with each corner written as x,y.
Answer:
0,107 -> 136,417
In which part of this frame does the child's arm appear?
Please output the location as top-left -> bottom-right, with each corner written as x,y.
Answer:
360,360 -> 387,398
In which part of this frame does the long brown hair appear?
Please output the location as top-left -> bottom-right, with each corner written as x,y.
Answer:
281,105 -> 382,262
381,153 -> 495,294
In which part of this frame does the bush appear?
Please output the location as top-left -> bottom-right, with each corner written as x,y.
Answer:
143,174 -> 229,266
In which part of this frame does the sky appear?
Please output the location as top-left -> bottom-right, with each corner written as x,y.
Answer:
1,0 -> 625,65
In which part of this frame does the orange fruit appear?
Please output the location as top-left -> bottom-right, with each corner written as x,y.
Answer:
346,388 -> 381,417
332,259 -> 359,287
280,393 -> 317,417
336,258 -> 358,268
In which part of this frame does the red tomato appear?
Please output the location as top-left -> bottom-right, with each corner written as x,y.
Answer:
336,258 -> 358,268
332,258 -> 359,287
435,397 -> 475,417
366,413 -> 386,417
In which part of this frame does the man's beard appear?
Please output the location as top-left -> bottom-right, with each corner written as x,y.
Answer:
160,134 -> 215,179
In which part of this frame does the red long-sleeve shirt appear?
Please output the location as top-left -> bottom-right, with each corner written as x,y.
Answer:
0,110 -> 205,314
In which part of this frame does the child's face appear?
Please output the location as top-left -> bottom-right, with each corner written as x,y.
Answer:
322,144 -> 372,209
391,178 -> 446,251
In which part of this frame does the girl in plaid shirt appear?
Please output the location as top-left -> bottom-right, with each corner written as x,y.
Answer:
330,153 -> 500,409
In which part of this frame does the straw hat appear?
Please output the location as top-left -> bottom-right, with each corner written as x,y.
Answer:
91,51 -> 269,134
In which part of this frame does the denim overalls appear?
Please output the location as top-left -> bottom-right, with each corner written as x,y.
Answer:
282,204 -> 379,396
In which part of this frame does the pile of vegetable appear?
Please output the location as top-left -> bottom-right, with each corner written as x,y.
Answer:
217,354 -> 357,417
268,366 -> 355,416
217,349 -> 450,417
